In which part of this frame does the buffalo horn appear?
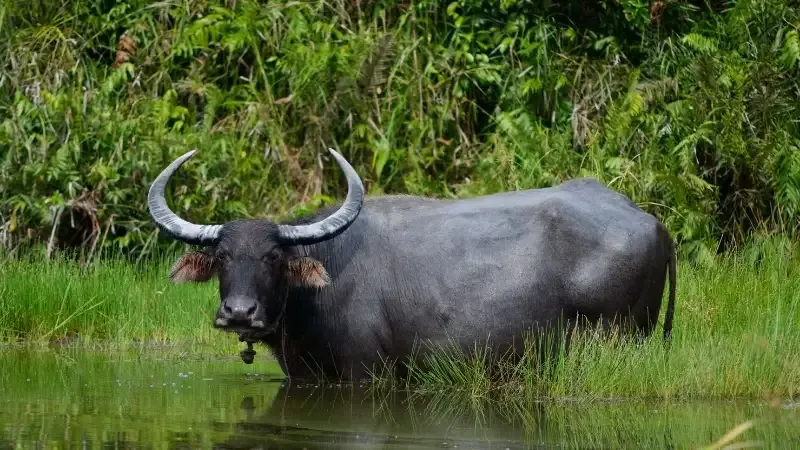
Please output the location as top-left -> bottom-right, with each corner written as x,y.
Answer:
147,150 -> 222,246
277,148 -> 364,246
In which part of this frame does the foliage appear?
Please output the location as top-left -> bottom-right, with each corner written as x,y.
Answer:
1,0 -> 799,260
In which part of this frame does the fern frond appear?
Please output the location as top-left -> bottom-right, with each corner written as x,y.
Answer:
773,141 -> 800,219
681,33 -> 719,53
359,34 -> 394,96
625,91 -> 645,117
780,28 -> 800,71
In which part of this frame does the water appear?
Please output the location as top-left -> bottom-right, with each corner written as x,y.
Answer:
0,349 -> 797,449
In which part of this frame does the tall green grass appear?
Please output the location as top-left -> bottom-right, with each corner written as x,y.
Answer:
2,234 -> 799,400
0,249 -> 229,350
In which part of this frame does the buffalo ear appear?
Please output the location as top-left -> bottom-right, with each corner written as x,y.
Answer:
170,250 -> 218,283
285,256 -> 330,289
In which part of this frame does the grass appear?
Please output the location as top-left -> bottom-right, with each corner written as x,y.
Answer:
0,248 -> 231,352
2,234 -> 799,401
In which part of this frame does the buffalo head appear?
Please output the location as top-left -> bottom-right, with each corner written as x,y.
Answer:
147,148 -> 364,337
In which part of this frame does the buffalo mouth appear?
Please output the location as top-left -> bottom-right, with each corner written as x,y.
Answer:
212,317 -> 277,339
212,294 -> 269,333
214,318 -> 265,331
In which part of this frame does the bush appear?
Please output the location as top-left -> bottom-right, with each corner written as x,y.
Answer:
1,0 -> 799,262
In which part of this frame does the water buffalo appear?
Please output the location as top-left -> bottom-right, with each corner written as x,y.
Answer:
148,148 -> 676,381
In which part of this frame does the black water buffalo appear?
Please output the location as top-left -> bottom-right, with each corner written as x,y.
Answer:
148,148 -> 676,381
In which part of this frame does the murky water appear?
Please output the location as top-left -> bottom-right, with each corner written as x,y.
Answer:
0,349 -> 797,449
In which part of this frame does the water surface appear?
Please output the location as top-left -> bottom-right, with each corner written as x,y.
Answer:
0,348 -> 797,449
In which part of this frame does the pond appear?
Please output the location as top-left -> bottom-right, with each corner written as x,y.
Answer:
0,348 -> 797,449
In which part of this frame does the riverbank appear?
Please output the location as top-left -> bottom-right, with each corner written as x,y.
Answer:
2,235 -> 798,400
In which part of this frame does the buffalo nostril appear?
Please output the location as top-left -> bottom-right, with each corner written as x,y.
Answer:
220,297 -> 258,323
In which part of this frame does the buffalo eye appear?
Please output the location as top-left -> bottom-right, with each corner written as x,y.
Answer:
261,252 -> 279,264
215,249 -> 229,262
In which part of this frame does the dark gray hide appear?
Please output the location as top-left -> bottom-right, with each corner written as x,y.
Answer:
149,149 -> 677,382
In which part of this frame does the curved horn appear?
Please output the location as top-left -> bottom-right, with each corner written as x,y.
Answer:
277,148 -> 364,246
147,150 -> 222,246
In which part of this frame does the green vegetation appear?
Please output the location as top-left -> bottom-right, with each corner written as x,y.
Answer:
2,235 -> 799,400
1,0 -> 798,414
0,248 -> 230,349
2,0 -> 799,263
2,5 -> 798,446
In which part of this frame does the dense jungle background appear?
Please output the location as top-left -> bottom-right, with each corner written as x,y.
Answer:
1,0 -> 799,263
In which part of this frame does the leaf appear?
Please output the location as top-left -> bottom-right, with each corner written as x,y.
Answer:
521,78 -> 542,95
373,138 -> 391,179
625,91 -> 645,117
359,34 -> 394,96
682,33 -> 719,53
780,28 -> 800,71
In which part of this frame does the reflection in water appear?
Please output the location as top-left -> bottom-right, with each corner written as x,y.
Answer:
0,349 -> 797,449
214,384 -> 536,449
211,384 -> 800,449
